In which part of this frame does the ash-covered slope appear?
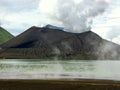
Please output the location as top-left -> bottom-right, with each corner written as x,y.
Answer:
0,27 -> 14,45
0,26 -> 120,59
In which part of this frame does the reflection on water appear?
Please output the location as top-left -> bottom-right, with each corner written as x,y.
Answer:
0,59 -> 120,80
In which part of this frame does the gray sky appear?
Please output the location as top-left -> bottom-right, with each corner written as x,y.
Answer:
0,0 -> 120,44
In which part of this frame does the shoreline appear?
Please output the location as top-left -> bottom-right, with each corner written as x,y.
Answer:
0,79 -> 120,90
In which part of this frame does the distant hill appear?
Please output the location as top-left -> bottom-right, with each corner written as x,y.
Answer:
0,26 -> 120,59
0,27 -> 14,45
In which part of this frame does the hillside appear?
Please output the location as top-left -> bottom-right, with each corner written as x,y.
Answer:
0,26 -> 120,59
0,27 -> 14,45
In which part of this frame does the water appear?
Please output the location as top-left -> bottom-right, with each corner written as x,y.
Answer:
0,59 -> 120,80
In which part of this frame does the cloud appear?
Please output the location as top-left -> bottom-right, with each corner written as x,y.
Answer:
112,36 -> 120,45
0,11 -> 41,35
0,0 -> 40,12
0,0 -> 41,35
107,27 -> 120,39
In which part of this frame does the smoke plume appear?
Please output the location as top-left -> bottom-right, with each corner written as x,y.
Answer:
39,0 -> 109,33
57,0 -> 109,33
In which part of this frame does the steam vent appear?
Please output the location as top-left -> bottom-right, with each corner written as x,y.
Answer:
0,26 -> 120,59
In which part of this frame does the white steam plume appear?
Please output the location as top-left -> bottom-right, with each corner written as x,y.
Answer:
56,0 -> 109,33
39,0 -> 109,33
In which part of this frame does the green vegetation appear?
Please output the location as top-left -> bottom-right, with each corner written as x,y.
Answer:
0,27 -> 14,45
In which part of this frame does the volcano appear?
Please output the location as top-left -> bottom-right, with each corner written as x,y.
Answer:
0,26 -> 120,59
0,27 -> 14,45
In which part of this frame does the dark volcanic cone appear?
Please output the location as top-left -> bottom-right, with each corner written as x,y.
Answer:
0,26 -> 120,59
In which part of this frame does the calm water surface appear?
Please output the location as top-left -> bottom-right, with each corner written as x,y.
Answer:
0,59 -> 120,80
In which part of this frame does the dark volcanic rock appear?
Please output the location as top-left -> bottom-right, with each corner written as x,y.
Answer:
0,26 -> 120,59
